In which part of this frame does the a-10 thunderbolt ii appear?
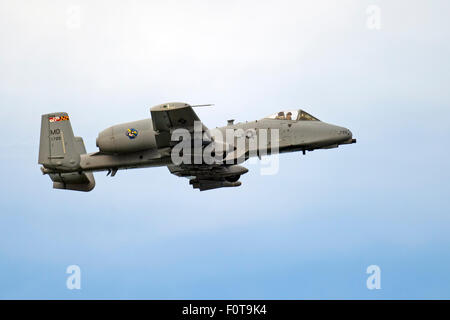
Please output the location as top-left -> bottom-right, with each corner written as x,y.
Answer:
38,102 -> 356,191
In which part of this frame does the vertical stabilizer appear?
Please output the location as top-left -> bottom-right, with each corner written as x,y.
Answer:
38,112 -> 80,171
38,113 -> 95,192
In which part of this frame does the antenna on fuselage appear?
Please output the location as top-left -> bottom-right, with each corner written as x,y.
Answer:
191,104 -> 214,108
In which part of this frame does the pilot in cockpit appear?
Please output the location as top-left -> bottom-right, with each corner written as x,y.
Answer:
286,112 -> 292,120
275,112 -> 285,120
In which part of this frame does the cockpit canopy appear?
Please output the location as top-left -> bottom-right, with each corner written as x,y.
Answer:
264,109 -> 320,121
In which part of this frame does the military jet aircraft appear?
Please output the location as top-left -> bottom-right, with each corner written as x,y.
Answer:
38,102 -> 356,191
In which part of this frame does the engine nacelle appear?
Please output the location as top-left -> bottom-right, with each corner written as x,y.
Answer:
96,119 -> 157,154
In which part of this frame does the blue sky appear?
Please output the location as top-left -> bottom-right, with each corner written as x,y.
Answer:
1,0 -> 450,299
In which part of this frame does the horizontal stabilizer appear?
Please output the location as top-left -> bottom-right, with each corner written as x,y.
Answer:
49,171 -> 95,192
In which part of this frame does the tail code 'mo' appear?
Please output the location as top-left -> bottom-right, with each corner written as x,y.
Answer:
38,113 -> 95,192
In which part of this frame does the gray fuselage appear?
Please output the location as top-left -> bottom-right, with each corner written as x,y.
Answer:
77,116 -> 354,174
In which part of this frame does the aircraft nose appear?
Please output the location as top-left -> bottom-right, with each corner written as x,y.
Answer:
327,126 -> 354,146
344,128 -> 352,138
335,127 -> 352,138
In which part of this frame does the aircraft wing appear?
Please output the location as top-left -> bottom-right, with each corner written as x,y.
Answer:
153,102 -> 248,191
150,102 -> 210,149
167,164 -> 249,191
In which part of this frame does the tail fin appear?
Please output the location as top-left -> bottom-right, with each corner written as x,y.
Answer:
39,113 -> 95,192
39,112 -> 80,170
